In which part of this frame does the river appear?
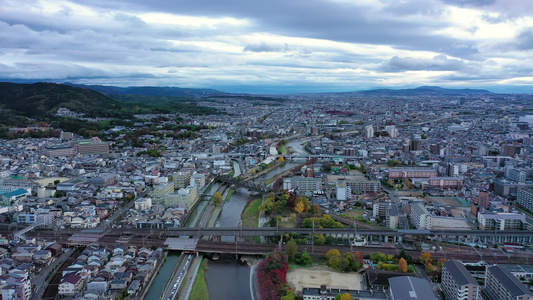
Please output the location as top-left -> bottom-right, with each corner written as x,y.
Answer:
146,159 -> 302,299
256,161 -> 301,183
143,252 -> 181,299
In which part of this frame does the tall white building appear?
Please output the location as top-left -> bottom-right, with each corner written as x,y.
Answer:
385,125 -> 399,138
364,125 -> 374,138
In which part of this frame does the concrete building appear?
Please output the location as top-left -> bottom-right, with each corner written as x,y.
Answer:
388,168 -> 438,179
365,125 -> 374,138
373,202 -> 399,229
428,177 -> 464,189
86,173 -> 119,187
190,173 -> 206,190
478,212 -> 526,231
485,265 -> 533,300
517,188 -> 533,213
302,286 -> 387,300
74,140 -> 110,155
134,198 -> 152,211
388,276 -> 437,300
173,171 -> 192,190
283,177 -> 323,193
336,181 -> 349,201
494,179 -> 519,198
477,191 -> 491,210
386,125 -> 399,138
327,174 -> 381,193
45,145 -> 76,157
410,202 -> 430,229
163,186 -> 198,208
410,139 -> 422,151
441,260 -> 480,300
149,182 -> 175,199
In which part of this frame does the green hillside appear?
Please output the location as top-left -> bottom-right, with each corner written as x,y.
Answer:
0,82 -> 123,119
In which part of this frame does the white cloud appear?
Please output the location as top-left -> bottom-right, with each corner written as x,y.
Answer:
0,0 -> 532,92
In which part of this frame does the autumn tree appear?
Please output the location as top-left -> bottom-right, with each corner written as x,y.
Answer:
326,249 -> 341,260
279,156 -> 285,162
437,258 -> 448,268
211,191 -> 223,206
294,201 -> 305,213
399,258 -> 408,273
419,252 -> 432,264
285,239 -> 298,262
341,293 -> 353,300
426,262 -> 434,273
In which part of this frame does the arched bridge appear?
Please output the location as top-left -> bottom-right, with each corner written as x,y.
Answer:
215,175 -> 270,194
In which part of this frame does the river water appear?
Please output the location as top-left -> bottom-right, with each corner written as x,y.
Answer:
146,161 -> 302,299
144,252 -> 181,299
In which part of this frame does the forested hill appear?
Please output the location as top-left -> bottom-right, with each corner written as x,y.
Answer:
0,82 -> 122,119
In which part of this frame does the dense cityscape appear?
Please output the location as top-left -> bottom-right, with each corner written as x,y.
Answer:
0,87 -> 532,300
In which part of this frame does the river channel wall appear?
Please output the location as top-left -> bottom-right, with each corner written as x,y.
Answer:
139,251 -> 169,300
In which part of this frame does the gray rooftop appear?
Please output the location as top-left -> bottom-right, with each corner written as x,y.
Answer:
487,265 -> 533,297
389,276 -> 437,300
443,260 -> 478,286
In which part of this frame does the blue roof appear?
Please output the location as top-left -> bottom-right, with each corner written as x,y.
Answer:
1,188 -> 29,198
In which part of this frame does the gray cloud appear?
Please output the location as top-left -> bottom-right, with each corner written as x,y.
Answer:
243,43 -> 280,53
515,29 -> 533,50
0,0 -> 532,92
382,54 -> 466,72
441,0 -> 496,7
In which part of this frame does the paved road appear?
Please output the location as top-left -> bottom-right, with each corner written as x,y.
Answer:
31,248 -> 74,300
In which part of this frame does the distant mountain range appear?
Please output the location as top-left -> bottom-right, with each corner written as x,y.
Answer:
323,86 -> 494,96
65,83 -> 226,97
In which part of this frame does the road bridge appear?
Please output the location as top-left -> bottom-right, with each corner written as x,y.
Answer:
214,175 -> 270,194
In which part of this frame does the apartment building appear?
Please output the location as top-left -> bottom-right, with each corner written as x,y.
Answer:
485,265 -> 533,300
441,260 -> 480,300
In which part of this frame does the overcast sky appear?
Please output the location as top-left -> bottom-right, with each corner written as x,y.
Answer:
1,0 -> 533,93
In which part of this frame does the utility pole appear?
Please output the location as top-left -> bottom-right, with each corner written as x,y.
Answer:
312,220 -> 315,256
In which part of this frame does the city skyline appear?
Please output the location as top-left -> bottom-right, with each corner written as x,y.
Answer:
2,0 -> 533,93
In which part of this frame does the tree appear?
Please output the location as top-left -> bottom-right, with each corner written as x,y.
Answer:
399,258 -> 408,273
426,262 -> 434,273
437,258 -> 448,268
419,252 -> 432,264
211,191 -> 223,206
398,249 -> 413,264
53,179 -> 61,185
294,201 -> 305,213
279,156 -> 285,162
370,252 -> 387,263
326,249 -> 341,260
341,293 -> 353,300
285,239 -> 298,262
297,251 -> 312,266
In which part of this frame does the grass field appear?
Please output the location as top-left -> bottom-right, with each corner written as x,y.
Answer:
342,209 -> 364,219
242,197 -> 263,243
190,259 -> 209,300
225,189 -> 235,202
242,197 -> 262,227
